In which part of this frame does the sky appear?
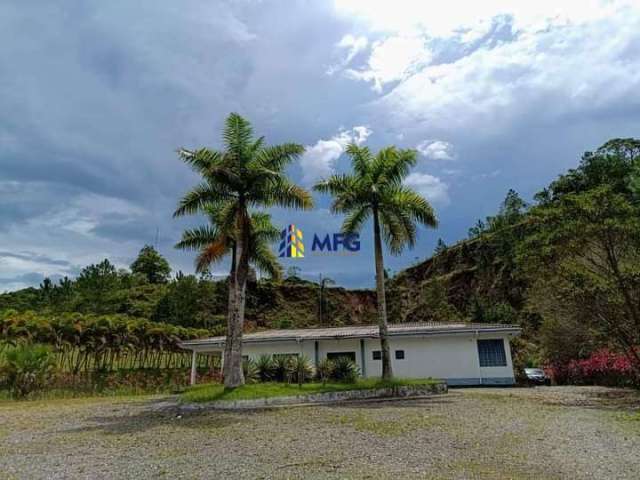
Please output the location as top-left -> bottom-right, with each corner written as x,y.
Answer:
1,0 -> 640,291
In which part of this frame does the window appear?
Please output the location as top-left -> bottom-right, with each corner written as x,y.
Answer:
327,352 -> 356,362
395,350 -> 405,360
372,350 -> 381,360
477,339 -> 507,367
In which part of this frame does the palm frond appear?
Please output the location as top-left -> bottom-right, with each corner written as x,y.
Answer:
263,177 -> 314,210
210,201 -> 241,238
314,174 -> 354,195
250,212 -> 281,243
173,182 -> 232,217
383,185 -> 438,228
345,144 -> 374,179
375,147 -> 417,186
195,240 -> 228,274
223,113 -> 253,161
379,208 -> 417,254
251,143 -> 305,171
174,225 -> 221,251
250,243 -> 283,281
342,206 -> 371,234
250,136 -> 265,155
177,148 -> 224,175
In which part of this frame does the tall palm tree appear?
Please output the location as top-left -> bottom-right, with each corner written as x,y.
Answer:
315,145 -> 438,380
174,113 -> 312,388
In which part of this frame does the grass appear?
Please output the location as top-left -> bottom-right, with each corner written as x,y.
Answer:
0,385 -> 178,404
182,377 -> 439,403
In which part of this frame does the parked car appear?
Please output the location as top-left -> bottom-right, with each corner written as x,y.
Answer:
524,368 -> 550,386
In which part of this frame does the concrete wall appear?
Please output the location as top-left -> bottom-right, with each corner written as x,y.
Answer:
361,333 -> 515,385
230,332 -> 516,385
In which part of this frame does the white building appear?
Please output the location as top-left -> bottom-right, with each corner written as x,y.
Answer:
181,322 -> 521,386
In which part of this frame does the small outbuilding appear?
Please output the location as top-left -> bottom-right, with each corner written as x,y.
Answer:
180,322 -> 521,386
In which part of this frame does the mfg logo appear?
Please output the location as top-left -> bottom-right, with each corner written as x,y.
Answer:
278,224 -> 360,258
311,233 -> 360,253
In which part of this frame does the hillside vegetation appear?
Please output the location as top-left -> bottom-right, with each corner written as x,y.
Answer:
389,138 -> 640,384
0,271 -> 377,334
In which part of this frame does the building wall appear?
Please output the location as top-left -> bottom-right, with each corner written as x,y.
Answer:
362,333 -> 515,385
211,332 -> 516,385
241,341 -> 315,361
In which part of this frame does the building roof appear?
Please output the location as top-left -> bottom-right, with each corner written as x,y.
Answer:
180,322 -> 521,350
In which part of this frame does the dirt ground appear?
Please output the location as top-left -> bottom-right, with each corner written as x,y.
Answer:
1,386 -> 639,479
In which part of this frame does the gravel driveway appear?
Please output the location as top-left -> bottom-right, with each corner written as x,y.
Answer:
1,386 -> 639,479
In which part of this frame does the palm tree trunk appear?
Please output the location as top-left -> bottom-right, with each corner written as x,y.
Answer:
224,217 -> 249,388
373,206 -> 393,380
223,241 -> 237,382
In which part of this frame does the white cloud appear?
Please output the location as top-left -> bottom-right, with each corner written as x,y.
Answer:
300,126 -> 372,184
417,140 -> 455,161
344,34 -> 431,92
327,34 -> 369,75
334,0 -> 631,38
404,172 -> 450,205
372,4 -> 640,131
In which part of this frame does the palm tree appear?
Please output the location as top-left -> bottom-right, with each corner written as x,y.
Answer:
175,113 -> 313,388
314,145 -> 437,380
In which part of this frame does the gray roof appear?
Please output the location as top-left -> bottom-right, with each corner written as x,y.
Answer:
180,322 -> 521,349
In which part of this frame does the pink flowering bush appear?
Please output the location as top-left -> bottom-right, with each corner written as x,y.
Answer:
547,349 -> 638,387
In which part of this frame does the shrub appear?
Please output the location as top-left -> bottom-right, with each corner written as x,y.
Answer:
242,358 -> 259,384
1,344 -> 56,397
315,358 -> 334,384
277,317 -> 293,329
290,355 -> 313,385
331,357 -> 359,383
272,355 -> 296,382
548,349 -> 638,387
255,354 -> 275,382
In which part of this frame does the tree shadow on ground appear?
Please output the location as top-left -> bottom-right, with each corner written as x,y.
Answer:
61,402 -> 253,436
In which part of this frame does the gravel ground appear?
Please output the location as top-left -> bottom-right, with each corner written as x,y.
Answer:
1,386 -> 639,479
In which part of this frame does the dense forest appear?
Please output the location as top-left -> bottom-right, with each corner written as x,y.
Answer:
1,138 -> 639,387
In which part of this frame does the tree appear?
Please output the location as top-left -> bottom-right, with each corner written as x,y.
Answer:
286,266 -> 301,279
75,259 -> 121,313
433,238 -> 447,256
130,245 -> 172,284
174,113 -> 312,388
630,159 -> 640,200
520,186 -> 640,379
315,144 -> 437,380
542,138 -> 640,203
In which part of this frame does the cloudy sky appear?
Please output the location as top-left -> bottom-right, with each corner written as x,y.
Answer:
1,0 -> 640,291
